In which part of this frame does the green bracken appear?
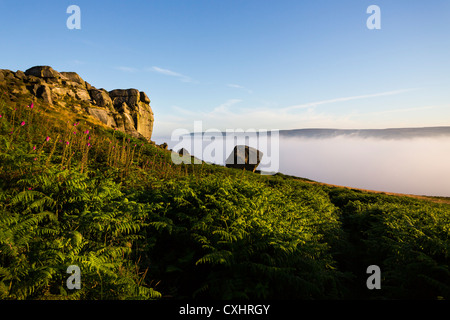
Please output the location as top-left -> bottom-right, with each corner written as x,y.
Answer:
0,98 -> 449,300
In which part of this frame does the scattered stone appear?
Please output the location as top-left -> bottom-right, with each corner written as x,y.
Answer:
178,148 -> 190,156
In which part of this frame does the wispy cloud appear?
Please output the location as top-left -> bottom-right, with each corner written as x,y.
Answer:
162,101 -> 354,134
151,66 -> 195,83
213,99 -> 242,113
282,89 -> 418,112
153,89 -> 434,136
227,84 -> 253,94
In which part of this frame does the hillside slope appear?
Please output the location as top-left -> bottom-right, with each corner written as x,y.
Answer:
0,77 -> 449,300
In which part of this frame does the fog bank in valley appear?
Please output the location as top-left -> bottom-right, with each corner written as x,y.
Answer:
155,134 -> 450,197
278,136 -> 450,197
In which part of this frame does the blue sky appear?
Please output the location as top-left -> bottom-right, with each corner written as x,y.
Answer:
1,0 -> 450,137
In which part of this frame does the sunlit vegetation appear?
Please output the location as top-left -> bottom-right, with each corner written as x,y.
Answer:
1,98 -> 449,299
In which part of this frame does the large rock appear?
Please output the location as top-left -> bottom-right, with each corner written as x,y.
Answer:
1,66 -> 155,141
51,86 -> 75,98
135,102 -> 154,141
109,89 -> 140,110
2,70 -> 16,82
178,148 -> 190,156
89,88 -> 113,109
36,85 -> 52,105
74,88 -> 91,101
140,91 -> 150,104
87,108 -> 117,127
122,113 -> 141,139
15,70 -> 26,80
60,72 -> 85,86
25,66 -> 61,79
113,113 -> 126,132
225,145 -> 263,172
109,88 -> 154,140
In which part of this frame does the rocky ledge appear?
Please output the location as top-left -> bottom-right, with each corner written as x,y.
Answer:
0,66 -> 154,141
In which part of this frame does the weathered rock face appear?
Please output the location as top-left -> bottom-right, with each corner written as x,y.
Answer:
108,89 -> 155,141
60,72 -> 85,86
25,66 -> 62,79
36,84 -> 53,105
0,66 -> 154,141
225,145 -> 263,172
87,108 -> 117,128
89,88 -> 113,109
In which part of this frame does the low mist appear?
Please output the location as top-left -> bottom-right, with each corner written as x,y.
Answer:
155,135 -> 450,197
278,136 -> 450,197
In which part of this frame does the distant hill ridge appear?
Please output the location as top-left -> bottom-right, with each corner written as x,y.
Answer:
279,126 -> 450,139
189,126 -> 450,139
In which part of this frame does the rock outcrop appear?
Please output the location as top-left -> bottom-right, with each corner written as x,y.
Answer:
0,66 -> 154,141
25,65 -> 61,79
225,145 -> 263,172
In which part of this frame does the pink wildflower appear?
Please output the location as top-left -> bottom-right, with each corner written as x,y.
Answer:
66,141 -> 70,145
21,121 -> 25,126
85,130 -> 89,135
45,136 -> 50,142
33,146 -> 36,150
